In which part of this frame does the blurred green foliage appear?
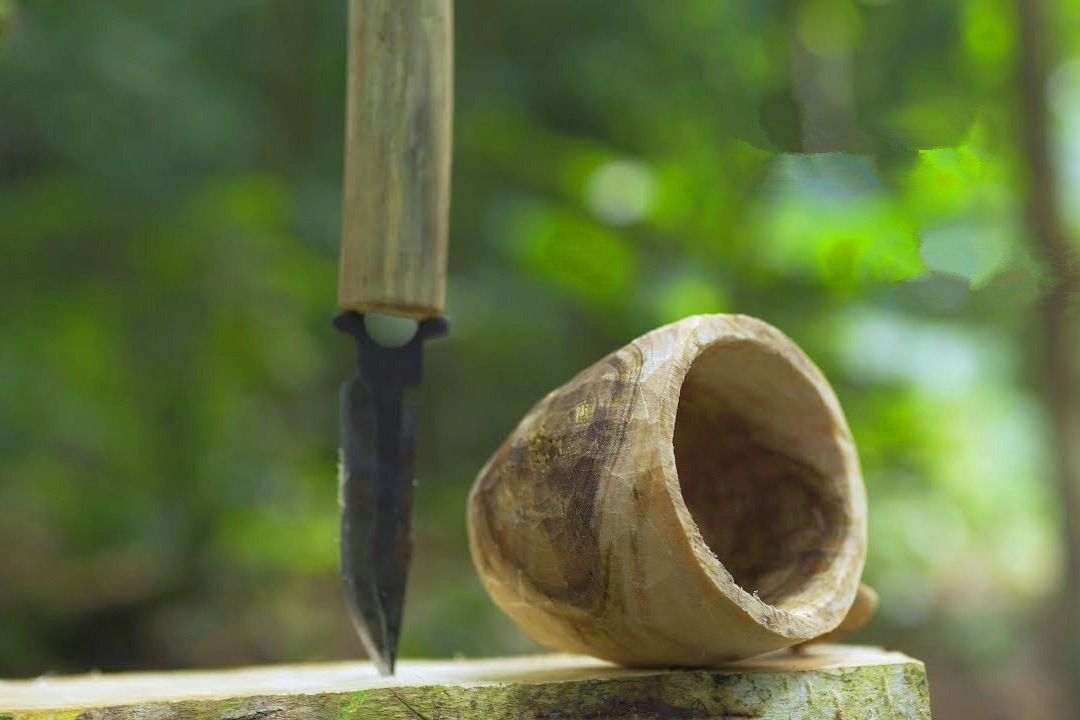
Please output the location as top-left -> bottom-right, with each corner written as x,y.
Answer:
0,0 -> 1074,716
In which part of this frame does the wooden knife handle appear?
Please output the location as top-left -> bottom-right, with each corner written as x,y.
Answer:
339,0 -> 453,319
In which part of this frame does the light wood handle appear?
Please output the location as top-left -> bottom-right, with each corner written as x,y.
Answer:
339,0 -> 452,319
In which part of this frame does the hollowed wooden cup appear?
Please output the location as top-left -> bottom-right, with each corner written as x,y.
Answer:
467,315 -> 868,666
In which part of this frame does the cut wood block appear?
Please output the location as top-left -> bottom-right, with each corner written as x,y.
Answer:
0,644 -> 930,719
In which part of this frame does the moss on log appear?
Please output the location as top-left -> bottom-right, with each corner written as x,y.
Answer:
0,644 -> 930,720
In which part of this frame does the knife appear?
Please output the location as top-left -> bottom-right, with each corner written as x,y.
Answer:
335,0 -> 452,676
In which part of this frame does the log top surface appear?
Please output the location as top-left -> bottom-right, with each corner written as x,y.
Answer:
1,645 -> 917,712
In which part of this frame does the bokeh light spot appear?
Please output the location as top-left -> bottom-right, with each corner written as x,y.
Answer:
584,159 -> 657,227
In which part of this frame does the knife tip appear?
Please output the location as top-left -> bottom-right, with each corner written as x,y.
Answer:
373,649 -> 397,676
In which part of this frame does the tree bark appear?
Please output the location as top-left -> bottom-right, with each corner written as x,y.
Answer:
1016,0 -> 1080,716
0,645 -> 930,720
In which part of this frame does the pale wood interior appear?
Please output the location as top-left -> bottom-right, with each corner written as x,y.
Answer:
674,339 -> 849,608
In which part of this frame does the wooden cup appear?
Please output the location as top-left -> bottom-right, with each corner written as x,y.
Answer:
467,315 -> 868,666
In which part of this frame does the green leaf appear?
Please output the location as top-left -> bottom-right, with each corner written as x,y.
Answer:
651,271 -> 730,324
510,202 -> 638,306
748,155 -> 925,288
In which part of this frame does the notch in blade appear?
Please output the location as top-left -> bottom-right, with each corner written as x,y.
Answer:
335,311 -> 448,675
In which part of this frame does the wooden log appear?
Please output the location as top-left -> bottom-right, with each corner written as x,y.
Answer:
1,645 -> 930,719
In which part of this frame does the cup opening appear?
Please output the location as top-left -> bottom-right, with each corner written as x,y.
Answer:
673,338 -> 850,609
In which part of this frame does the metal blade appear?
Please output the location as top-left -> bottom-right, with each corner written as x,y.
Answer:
335,312 -> 447,675
339,373 -> 415,674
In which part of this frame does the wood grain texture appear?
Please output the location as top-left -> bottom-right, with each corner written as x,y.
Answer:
339,0 -> 452,318
0,645 -> 930,719
468,314 -> 868,667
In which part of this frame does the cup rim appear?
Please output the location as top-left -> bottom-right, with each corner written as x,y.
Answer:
654,313 -> 867,641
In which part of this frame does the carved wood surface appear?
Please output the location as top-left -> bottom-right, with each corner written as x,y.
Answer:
469,315 -> 868,666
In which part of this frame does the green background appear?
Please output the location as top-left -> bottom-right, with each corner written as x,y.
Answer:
1,1 -> 1078,717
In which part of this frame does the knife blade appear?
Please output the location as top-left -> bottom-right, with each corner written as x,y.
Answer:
336,0 -> 453,675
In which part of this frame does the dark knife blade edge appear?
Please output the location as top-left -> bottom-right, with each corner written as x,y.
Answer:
335,312 -> 447,675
